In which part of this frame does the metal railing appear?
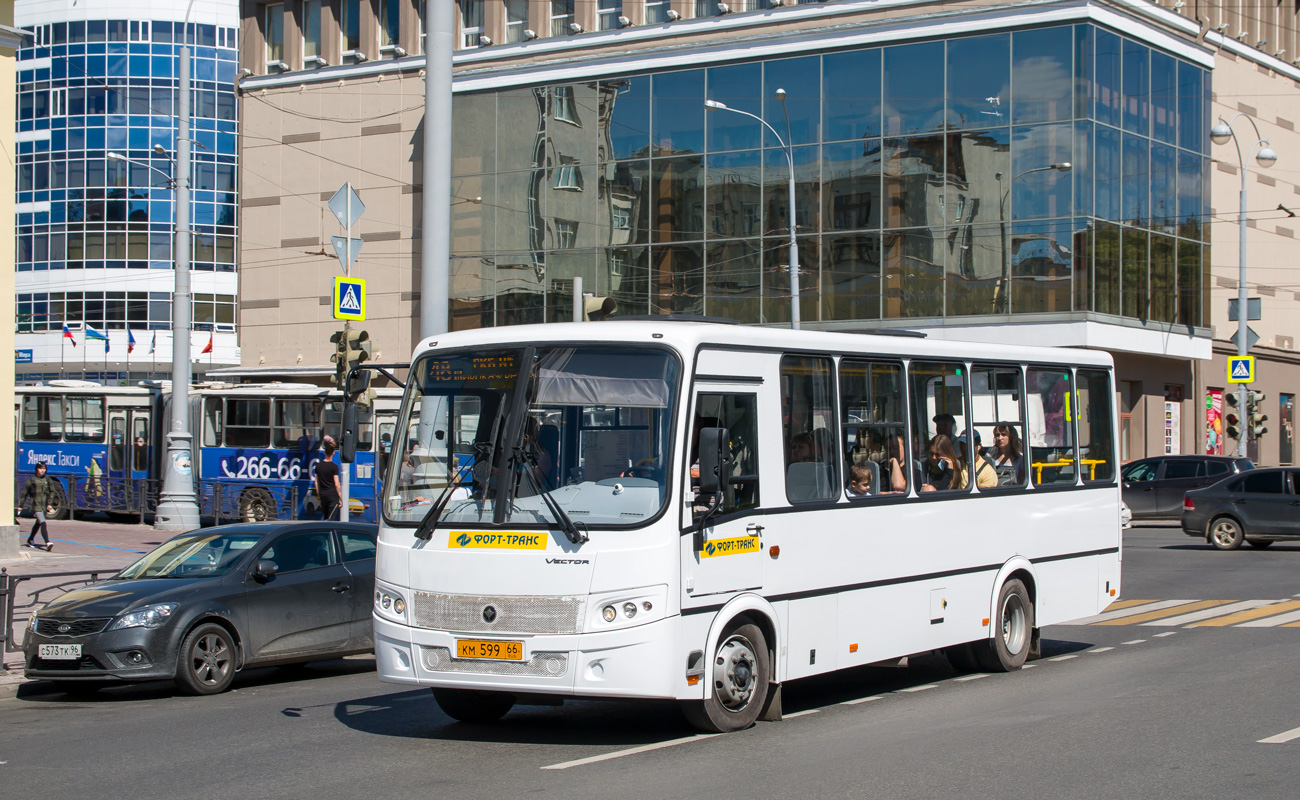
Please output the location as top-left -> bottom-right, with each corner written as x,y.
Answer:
0,567 -> 116,666
16,475 -> 308,523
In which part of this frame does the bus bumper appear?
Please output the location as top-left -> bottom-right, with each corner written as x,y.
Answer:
374,613 -> 682,700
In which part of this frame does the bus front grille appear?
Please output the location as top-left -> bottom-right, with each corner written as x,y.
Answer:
420,646 -> 568,678
411,592 -> 584,635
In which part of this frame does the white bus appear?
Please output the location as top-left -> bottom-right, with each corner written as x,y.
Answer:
372,321 -> 1120,732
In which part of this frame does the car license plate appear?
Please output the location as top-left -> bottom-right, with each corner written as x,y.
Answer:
39,643 -> 82,660
456,639 -> 524,661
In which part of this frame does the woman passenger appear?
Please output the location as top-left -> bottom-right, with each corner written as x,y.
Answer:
989,424 -> 1025,485
922,434 -> 967,492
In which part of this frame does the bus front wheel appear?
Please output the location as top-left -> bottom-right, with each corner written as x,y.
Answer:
681,622 -> 770,733
975,579 -> 1033,672
432,688 -> 515,723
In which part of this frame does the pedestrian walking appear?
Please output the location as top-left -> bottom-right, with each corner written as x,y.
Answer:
315,436 -> 342,520
17,461 -> 55,551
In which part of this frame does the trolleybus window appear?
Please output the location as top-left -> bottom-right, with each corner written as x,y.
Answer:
839,360 -> 907,497
1027,368 -> 1077,486
911,362 -> 969,493
273,399 -> 322,449
781,355 -> 838,503
132,417 -> 150,472
225,398 -> 271,448
971,364 -> 1026,488
203,398 -> 223,446
1077,368 -> 1117,482
22,395 -> 63,441
64,396 -> 105,443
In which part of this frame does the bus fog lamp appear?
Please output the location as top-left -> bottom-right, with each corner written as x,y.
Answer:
382,596 -> 392,609
623,602 -> 637,618
642,601 -> 652,612
393,598 -> 405,614
602,605 -> 617,622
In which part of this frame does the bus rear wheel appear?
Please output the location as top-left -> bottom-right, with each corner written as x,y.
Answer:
432,688 -> 515,723
238,488 -> 276,522
975,579 -> 1033,672
681,622 -> 770,733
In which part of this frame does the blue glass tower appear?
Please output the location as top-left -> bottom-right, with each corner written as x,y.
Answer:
14,2 -> 240,382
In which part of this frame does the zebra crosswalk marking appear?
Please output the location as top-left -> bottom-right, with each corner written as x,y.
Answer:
1190,600 -> 1300,627
1068,599 -> 1196,625
1239,608 -> 1300,627
1104,598 -> 1158,611
1142,600 -> 1277,627
1094,600 -> 1231,626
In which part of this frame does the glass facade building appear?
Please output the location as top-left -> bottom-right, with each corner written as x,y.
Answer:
13,6 -> 240,380
446,23 -> 1209,331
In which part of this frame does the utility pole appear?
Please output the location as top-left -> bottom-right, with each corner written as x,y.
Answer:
421,0 -> 453,338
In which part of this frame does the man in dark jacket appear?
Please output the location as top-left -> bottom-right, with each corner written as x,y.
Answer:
17,461 -> 54,550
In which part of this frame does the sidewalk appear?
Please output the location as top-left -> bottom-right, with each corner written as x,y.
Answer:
2,515 -> 174,698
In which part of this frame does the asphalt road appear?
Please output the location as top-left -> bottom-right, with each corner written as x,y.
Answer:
4,524 -> 1300,800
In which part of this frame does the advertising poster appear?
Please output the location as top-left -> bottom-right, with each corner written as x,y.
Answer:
1165,401 -> 1181,455
1205,390 -> 1223,456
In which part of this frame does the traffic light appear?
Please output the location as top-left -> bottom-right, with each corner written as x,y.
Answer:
1224,392 -> 1242,440
1248,390 -> 1269,438
329,328 -> 371,390
583,295 -> 617,321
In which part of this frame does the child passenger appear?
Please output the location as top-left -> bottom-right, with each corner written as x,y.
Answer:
845,463 -> 875,498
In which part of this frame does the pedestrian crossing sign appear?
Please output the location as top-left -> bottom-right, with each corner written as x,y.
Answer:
1227,355 -> 1255,384
333,276 -> 366,321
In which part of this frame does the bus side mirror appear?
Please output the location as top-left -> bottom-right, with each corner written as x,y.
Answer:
341,403 -> 358,464
697,427 -> 730,496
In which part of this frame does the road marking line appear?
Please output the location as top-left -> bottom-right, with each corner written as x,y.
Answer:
1088,647 -> 1114,653
1048,655 -> 1078,662
898,684 -> 937,693
1097,600 -> 1232,626
1237,608 -> 1300,627
541,734 -> 717,770
840,695 -> 883,705
783,708 -> 820,719
1258,725 -> 1300,744
1154,632 -> 1177,637
1281,620 -> 1300,628
1144,600 -> 1275,627
954,674 -> 988,682
1122,639 -> 1147,645
1191,600 -> 1300,627
1103,598 -> 1160,611
1067,599 -> 1196,625
1021,664 -> 1037,669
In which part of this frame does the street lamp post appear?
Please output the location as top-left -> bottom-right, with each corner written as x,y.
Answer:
705,92 -> 800,329
1210,114 -> 1278,459
994,162 -> 1072,314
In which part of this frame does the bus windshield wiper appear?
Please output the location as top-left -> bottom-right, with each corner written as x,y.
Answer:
412,458 -> 477,541
515,446 -> 588,545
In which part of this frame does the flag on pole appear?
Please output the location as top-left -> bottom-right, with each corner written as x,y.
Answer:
63,324 -> 78,347
128,329 -> 137,354
201,330 -> 214,355
149,331 -> 157,354
86,325 -> 109,352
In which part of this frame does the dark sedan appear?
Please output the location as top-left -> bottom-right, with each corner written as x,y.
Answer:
1181,468 -> 1300,550
1122,455 -> 1253,520
24,521 -> 377,695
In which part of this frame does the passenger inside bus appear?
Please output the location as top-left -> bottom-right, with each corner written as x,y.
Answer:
922,434 -> 967,492
989,424 -> 1026,485
845,462 -> 877,498
884,433 -> 921,494
957,430 -> 999,489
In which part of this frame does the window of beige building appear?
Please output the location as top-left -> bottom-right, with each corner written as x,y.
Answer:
644,0 -> 672,22
597,0 -> 622,30
265,3 -> 285,68
341,0 -> 362,61
381,0 -> 402,55
551,0 -> 575,36
303,0 -> 325,66
505,0 -> 528,42
460,0 -> 484,47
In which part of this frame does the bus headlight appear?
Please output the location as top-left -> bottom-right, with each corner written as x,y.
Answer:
588,586 -> 668,631
374,584 -> 408,623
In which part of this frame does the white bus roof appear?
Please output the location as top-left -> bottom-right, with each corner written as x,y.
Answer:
413,321 -> 1115,369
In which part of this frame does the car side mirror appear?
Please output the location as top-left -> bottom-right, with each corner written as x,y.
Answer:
696,427 -> 730,496
253,559 -> 278,582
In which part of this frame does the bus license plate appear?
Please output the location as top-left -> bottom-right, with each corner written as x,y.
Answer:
39,644 -> 81,660
456,639 -> 524,661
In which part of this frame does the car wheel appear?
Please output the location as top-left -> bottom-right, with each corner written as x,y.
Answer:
432,688 -> 515,723
1247,539 -> 1274,549
1208,517 -> 1245,551
176,623 -> 237,695
238,488 -> 276,522
681,622 -> 770,733
974,579 -> 1034,672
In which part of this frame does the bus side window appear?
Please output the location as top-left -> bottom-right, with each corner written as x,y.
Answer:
203,398 -> 223,446
839,359 -> 907,498
1077,369 -> 1116,483
971,364 -> 1027,489
1027,368 -> 1077,486
133,417 -> 150,472
22,395 -> 63,441
110,416 -> 126,471
782,355 -> 838,504
910,362 -> 969,493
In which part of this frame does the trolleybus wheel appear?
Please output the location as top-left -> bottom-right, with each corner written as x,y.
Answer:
238,488 -> 276,522
1208,516 -> 1245,551
681,622 -> 770,733
47,480 -> 71,520
432,688 -> 515,723
975,579 -> 1033,673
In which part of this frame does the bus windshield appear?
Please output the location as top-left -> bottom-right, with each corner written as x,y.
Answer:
384,345 -> 679,530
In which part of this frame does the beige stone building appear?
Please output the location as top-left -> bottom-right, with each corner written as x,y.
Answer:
234,0 -> 1300,465
1,0 -> 21,555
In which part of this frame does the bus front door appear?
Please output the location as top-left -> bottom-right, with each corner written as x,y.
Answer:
682,386 -> 765,602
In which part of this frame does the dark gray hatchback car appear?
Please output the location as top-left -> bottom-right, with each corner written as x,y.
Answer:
24,521 -> 377,695
1181,468 -> 1300,549
1121,455 -> 1254,520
